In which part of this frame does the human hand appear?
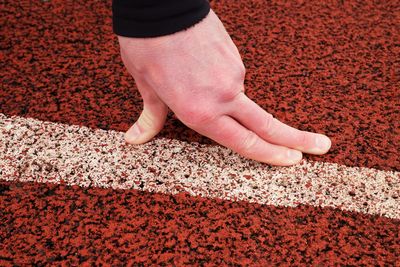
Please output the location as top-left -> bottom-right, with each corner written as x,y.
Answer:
117,9 -> 331,166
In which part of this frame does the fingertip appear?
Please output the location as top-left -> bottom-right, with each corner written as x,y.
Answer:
265,149 -> 303,167
313,134 -> 332,155
124,124 -> 150,144
124,132 -> 141,144
280,149 -> 303,166
125,124 -> 140,143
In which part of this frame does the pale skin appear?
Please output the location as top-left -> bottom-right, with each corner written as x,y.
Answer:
118,10 -> 332,166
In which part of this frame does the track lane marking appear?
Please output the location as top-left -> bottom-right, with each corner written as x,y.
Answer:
1,113 -> 399,219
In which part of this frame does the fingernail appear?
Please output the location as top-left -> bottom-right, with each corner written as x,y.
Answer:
287,149 -> 302,162
126,124 -> 141,142
315,135 -> 331,152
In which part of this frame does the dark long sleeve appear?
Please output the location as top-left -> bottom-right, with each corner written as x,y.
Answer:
112,0 -> 210,38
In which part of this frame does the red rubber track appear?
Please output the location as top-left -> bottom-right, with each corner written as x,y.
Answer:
1,181 -> 399,266
1,0 -> 399,265
1,0 -> 399,171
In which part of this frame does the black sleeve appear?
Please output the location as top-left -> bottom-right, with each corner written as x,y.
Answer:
112,0 -> 211,38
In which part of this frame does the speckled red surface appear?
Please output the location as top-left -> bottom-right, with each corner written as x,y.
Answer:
0,181 -> 399,266
1,0 -> 400,265
1,0 -> 399,171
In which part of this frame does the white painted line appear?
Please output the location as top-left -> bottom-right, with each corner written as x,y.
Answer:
1,113 -> 399,219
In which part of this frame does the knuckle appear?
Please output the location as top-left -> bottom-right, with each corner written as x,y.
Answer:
260,113 -> 276,138
236,131 -> 258,152
213,64 -> 246,103
142,91 -> 161,106
140,110 -> 155,128
176,105 -> 216,127
218,87 -> 242,103
297,131 -> 308,147
237,64 -> 246,80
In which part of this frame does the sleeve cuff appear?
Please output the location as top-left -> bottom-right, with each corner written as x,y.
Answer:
112,0 -> 211,38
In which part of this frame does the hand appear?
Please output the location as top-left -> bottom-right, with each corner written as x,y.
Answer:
117,10 -> 331,166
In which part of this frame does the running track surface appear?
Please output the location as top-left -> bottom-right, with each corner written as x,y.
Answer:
1,0 -> 399,265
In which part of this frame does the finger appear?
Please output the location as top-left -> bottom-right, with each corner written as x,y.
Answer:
125,79 -> 169,144
228,93 -> 332,155
193,115 -> 303,166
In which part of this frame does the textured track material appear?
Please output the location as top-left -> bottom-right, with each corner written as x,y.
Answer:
1,0 -> 399,265
1,181 -> 399,266
1,114 -> 399,219
1,0 -> 399,171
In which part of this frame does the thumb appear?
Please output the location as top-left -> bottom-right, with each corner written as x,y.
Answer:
125,94 -> 169,145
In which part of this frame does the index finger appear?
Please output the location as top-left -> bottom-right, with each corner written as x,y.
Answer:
228,93 -> 332,155
191,115 -> 303,166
